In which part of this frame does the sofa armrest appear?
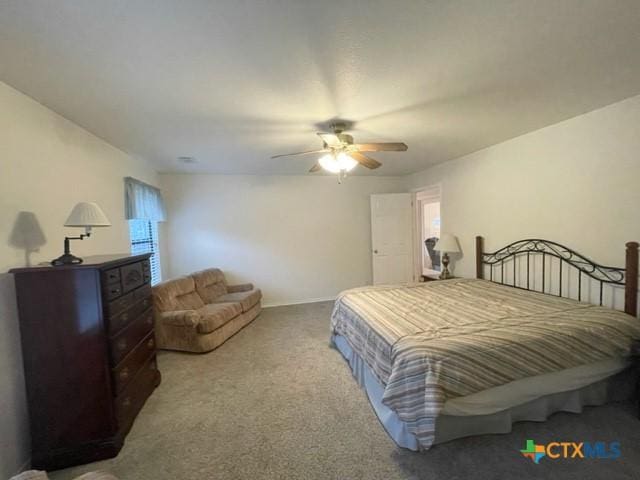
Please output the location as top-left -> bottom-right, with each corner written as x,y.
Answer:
159,310 -> 200,328
227,283 -> 254,293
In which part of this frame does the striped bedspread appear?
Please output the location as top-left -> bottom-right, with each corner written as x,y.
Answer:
330,278 -> 640,450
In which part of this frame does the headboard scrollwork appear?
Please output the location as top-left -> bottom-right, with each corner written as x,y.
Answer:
475,236 -> 639,317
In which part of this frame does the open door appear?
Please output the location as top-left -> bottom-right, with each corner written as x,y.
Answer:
371,193 -> 413,285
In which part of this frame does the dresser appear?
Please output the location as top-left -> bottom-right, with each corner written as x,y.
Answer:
10,254 -> 160,470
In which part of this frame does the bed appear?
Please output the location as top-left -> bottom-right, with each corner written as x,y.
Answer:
330,237 -> 640,451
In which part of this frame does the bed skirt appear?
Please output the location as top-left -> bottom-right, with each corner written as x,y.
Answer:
331,334 -> 633,451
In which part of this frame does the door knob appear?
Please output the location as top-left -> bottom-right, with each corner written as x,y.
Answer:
374,249 -> 378,254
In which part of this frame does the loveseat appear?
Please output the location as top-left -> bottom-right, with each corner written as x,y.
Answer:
152,268 -> 262,353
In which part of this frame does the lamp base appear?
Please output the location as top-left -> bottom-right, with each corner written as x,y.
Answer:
439,253 -> 453,279
51,235 -> 88,266
439,267 -> 453,280
51,253 -> 83,266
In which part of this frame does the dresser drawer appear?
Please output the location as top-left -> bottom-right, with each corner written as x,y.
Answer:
112,331 -> 156,395
108,294 -> 152,336
107,283 -> 151,317
142,260 -> 151,283
110,308 -> 154,366
104,283 -> 123,301
104,268 -> 121,285
107,291 -> 135,317
133,284 -> 152,302
121,262 -> 145,293
115,356 -> 159,435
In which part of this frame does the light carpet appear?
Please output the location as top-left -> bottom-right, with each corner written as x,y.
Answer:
50,301 -> 640,480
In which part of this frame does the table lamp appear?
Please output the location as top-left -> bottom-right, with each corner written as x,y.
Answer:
52,202 -> 111,266
434,234 -> 460,280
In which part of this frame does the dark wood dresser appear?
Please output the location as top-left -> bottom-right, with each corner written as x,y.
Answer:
10,254 -> 161,470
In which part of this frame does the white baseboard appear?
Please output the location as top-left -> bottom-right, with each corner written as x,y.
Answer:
263,296 -> 335,308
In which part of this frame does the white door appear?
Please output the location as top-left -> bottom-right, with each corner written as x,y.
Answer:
371,193 -> 413,285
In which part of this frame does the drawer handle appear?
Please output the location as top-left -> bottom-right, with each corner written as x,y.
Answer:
122,397 -> 131,408
119,368 -> 129,381
117,339 -> 128,351
147,339 -> 155,349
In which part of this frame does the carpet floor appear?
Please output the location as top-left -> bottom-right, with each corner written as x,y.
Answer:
50,301 -> 640,480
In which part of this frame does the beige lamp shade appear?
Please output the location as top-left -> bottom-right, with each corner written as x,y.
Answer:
434,234 -> 460,253
64,202 -> 111,227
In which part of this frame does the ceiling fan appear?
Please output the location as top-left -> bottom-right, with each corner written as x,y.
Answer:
271,122 -> 408,180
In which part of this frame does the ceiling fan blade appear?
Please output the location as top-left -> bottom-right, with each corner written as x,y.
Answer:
351,152 -> 382,169
271,149 -> 329,159
317,133 -> 342,147
309,163 -> 321,173
353,142 -> 408,152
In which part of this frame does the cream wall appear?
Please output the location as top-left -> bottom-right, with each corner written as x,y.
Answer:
0,82 -> 160,478
406,94 -> 640,280
160,174 -> 405,306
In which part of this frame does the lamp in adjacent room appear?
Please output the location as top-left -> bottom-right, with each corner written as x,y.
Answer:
51,202 -> 112,266
434,234 -> 460,280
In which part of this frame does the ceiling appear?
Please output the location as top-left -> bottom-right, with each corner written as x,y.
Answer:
1,0 -> 640,176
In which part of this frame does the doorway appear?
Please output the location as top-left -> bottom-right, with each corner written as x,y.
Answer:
413,185 -> 441,280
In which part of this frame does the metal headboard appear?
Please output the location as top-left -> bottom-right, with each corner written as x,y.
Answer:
475,236 -> 639,317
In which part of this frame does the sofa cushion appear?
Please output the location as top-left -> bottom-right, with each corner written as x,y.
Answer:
195,302 -> 242,334
159,310 -> 200,328
213,288 -> 262,313
227,283 -> 254,293
193,268 -> 227,303
153,276 -> 204,312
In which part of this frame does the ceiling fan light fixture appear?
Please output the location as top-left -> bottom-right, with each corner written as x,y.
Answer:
338,152 -> 358,171
319,152 -> 357,173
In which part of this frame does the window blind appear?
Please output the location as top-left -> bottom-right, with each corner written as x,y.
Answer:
129,219 -> 161,285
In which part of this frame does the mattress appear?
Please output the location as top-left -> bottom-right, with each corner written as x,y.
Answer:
332,334 -> 632,450
330,278 -> 640,450
442,355 -> 628,415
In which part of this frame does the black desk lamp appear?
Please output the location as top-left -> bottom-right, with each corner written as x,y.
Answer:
52,202 -> 112,266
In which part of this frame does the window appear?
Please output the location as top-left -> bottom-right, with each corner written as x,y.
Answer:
129,219 -> 162,285
124,176 -> 166,285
